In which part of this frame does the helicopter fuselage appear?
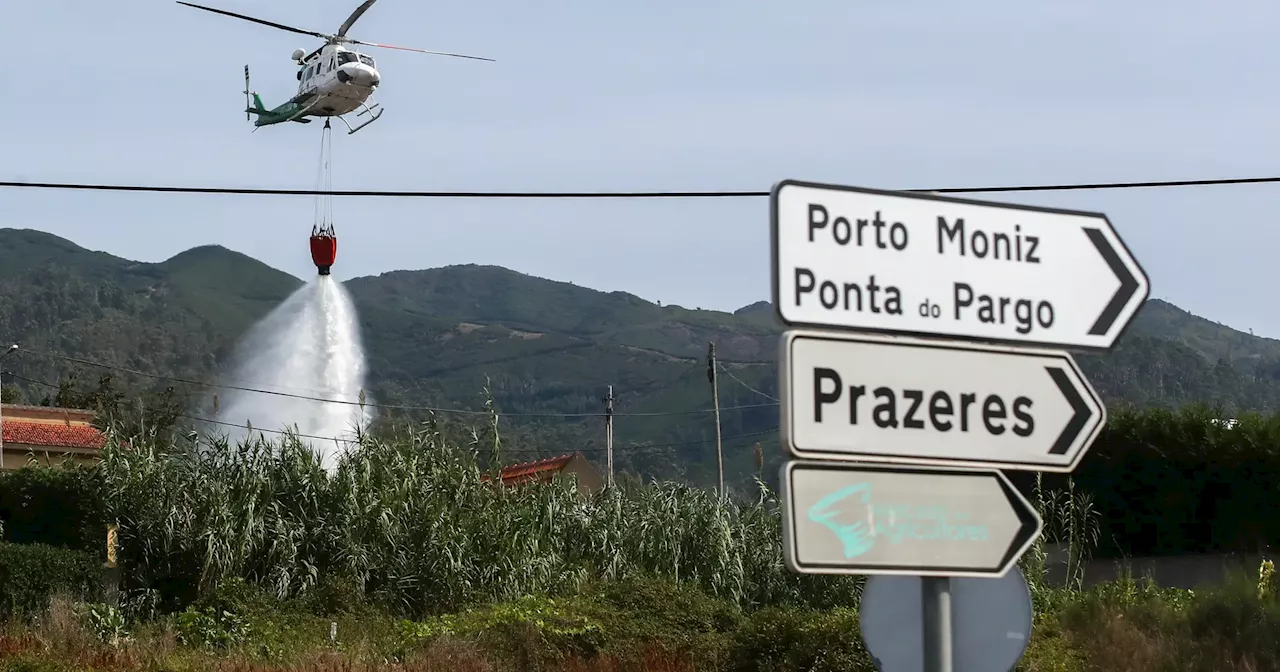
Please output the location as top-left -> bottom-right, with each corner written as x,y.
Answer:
180,0 -> 491,134
288,44 -> 381,117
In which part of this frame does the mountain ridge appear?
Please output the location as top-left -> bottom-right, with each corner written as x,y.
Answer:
1,227 -> 1277,489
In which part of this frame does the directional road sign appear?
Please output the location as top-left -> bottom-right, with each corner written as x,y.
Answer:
781,461 -> 1042,578
770,179 -> 1150,351
859,566 -> 1034,672
779,329 -> 1105,472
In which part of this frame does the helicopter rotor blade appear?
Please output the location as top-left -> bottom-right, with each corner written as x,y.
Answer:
337,0 -> 378,37
176,2 -> 328,40
347,38 -> 495,61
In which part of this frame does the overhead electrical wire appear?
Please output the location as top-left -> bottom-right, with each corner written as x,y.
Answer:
4,173 -> 1280,198
1,370 -> 778,456
716,361 -> 779,403
1,371 -> 340,443
14,348 -> 781,419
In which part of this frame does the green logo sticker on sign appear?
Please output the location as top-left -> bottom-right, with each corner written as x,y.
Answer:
807,482 -> 992,559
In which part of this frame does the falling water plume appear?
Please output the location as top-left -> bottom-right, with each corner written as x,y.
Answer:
197,275 -> 373,471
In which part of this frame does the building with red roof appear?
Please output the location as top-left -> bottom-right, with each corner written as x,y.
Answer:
482,451 -> 603,496
0,403 -> 107,470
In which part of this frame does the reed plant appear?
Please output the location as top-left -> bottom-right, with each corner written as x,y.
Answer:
98,411 -> 860,621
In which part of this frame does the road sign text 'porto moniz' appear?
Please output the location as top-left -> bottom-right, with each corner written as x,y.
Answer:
770,180 -> 1150,350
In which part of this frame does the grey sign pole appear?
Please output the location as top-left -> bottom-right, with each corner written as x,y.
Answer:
860,566 -> 1034,672
922,577 -> 952,672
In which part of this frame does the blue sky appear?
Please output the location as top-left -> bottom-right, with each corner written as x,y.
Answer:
5,0 -> 1280,336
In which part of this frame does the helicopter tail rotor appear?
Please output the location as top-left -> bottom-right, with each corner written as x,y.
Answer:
243,65 -> 251,121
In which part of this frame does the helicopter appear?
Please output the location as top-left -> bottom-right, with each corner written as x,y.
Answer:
177,1 -> 494,135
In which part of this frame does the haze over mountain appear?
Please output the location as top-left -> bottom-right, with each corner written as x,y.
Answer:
1,227 -> 1277,490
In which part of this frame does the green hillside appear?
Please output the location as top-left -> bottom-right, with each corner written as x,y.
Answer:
0,227 -> 1277,491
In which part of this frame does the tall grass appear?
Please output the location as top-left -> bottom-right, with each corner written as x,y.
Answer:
1021,472 -> 1104,612
99,413 -> 860,620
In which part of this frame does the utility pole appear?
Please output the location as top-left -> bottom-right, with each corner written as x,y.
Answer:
604,385 -> 615,488
0,344 -> 20,450
707,342 -> 724,499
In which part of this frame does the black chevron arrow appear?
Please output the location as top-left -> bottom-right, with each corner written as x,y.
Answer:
994,474 -> 1043,573
1084,227 -> 1140,336
1047,366 -> 1089,455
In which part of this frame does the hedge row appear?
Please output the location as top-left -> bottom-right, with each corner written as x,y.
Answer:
0,542 -> 102,617
2,404 -> 1279,561
0,463 -> 104,552
1017,403 -> 1280,558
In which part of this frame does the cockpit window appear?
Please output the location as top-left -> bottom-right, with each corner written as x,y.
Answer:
358,54 -> 375,66
338,52 -> 358,64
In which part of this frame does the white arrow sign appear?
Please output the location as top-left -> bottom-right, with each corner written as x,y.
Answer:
770,180 -> 1150,351
780,330 -> 1106,472
781,461 -> 1043,577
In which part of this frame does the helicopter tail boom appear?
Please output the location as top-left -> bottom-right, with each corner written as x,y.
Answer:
243,65 -> 287,126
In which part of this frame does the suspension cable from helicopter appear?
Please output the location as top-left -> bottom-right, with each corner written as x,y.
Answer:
312,120 -> 335,235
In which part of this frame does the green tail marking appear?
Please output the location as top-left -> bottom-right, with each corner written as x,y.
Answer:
245,94 -> 312,127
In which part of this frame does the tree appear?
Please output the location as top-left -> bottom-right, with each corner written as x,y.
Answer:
0,379 -> 17,404
40,371 -> 186,437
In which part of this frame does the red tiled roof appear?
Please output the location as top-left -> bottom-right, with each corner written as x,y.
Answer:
2,421 -> 106,450
481,453 -> 577,486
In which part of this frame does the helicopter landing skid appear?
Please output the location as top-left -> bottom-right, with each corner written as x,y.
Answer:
337,101 -> 384,135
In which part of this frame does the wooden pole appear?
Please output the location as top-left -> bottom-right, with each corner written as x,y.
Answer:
708,342 -> 724,499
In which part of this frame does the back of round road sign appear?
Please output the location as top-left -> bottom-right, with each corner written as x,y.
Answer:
859,565 -> 1033,672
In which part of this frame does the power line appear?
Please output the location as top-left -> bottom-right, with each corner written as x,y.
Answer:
4,174 -> 1280,198
3,370 -> 776,456
717,361 -> 779,403
2,371 -> 343,443
14,348 -> 780,419
583,427 -> 778,453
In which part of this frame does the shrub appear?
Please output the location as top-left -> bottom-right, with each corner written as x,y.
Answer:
174,605 -> 252,650
0,464 -> 104,552
1184,570 -> 1280,667
0,542 -> 102,618
584,576 -> 741,666
728,606 -> 871,672
398,594 -> 608,670
1020,403 -> 1280,558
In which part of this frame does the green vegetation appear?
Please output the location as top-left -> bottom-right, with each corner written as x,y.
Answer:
4,572 -> 1277,671
1046,404 -> 1280,559
0,542 -> 102,617
100,416 -> 857,617
0,465 -> 104,551
0,406 -> 1277,670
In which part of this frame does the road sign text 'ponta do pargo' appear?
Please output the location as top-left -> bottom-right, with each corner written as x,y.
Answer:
769,180 -> 1150,351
